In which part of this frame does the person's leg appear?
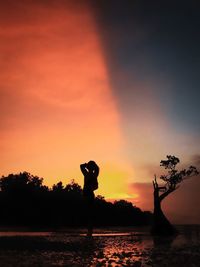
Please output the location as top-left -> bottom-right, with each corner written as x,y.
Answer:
87,192 -> 94,237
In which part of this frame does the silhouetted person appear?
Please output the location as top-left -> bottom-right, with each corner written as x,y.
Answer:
80,160 -> 99,237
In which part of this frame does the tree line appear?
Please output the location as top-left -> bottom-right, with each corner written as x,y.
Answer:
0,172 -> 152,228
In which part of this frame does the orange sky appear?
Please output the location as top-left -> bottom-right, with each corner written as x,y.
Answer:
0,1 -> 134,201
0,1 -> 200,223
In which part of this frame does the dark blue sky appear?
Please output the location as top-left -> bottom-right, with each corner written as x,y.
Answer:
92,0 -> 200,133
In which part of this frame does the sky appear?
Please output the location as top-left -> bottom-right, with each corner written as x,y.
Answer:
0,0 -> 200,223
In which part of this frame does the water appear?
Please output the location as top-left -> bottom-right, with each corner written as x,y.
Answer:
0,226 -> 199,266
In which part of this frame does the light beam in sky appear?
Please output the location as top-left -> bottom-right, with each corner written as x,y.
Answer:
0,1 -> 133,199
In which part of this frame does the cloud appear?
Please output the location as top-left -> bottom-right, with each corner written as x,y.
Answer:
129,182 -> 153,211
191,154 -> 200,168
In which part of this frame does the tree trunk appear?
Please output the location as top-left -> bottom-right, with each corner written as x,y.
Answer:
151,188 -> 177,235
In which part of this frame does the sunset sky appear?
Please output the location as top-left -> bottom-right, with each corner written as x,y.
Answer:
0,0 -> 200,223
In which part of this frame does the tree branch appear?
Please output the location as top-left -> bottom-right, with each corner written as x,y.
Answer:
159,186 -> 178,202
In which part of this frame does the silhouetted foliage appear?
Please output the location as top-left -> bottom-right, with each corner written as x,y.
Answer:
152,155 -> 199,236
160,155 -> 199,192
0,172 -> 152,228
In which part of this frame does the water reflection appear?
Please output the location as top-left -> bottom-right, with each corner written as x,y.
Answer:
0,232 -> 52,237
0,226 -> 199,266
87,233 -> 153,266
80,232 -> 131,237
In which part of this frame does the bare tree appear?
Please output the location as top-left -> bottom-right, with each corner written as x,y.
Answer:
152,155 -> 199,235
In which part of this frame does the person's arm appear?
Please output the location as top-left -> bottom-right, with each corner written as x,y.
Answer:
80,163 -> 88,176
93,163 -> 99,176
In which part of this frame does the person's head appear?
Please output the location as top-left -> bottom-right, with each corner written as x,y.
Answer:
87,160 -> 96,172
